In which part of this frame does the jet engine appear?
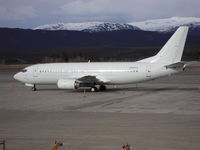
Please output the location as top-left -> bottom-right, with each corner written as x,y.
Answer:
57,79 -> 77,89
57,79 -> 95,89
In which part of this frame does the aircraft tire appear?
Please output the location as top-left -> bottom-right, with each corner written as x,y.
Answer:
32,85 -> 36,91
99,85 -> 106,91
90,87 -> 97,92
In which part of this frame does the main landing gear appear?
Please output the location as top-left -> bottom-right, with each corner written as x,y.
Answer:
31,84 -> 36,91
90,86 -> 98,92
99,85 -> 106,91
90,85 -> 106,92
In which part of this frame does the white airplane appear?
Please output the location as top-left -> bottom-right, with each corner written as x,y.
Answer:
14,26 -> 191,92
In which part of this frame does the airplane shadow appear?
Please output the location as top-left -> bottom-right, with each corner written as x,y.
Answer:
99,87 -> 197,93
36,86 -> 197,93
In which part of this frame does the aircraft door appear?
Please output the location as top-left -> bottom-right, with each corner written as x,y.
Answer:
146,65 -> 151,77
33,67 -> 38,78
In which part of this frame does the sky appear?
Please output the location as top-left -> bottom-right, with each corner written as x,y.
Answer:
0,0 -> 200,28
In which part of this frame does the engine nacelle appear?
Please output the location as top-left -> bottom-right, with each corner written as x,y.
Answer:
57,79 -> 95,89
57,79 -> 76,89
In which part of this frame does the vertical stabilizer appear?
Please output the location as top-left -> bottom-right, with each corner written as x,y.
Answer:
139,26 -> 189,64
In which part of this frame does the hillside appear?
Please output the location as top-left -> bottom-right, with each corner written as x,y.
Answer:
35,17 -> 200,33
0,21 -> 200,64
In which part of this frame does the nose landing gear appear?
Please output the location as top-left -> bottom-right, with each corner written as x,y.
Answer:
31,84 -> 36,91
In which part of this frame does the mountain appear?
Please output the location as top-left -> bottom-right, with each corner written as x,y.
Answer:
0,28 -> 170,50
34,17 -> 200,33
0,27 -> 200,63
1,27 -> 199,50
35,22 -> 140,32
129,17 -> 200,32
1,17 -> 200,63
34,22 -> 102,31
82,23 -> 140,32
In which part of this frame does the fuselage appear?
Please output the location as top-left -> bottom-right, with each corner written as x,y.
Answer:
14,62 -> 181,85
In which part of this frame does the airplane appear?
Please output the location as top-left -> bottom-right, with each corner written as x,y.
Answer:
14,26 -> 192,92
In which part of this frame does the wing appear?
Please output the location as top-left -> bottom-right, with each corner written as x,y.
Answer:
74,75 -> 110,89
76,75 -> 110,85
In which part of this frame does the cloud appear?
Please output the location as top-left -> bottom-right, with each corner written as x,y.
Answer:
53,0 -> 200,23
60,0 -> 124,15
55,0 -> 133,22
0,0 -> 200,28
0,5 -> 38,21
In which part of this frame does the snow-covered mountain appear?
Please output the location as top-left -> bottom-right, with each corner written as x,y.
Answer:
34,22 -> 139,32
34,22 -> 102,31
34,17 -> 200,32
129,17 -> 200,32
83,23 -> 139,32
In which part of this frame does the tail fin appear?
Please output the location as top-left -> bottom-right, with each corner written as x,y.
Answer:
139,26 -> 189,64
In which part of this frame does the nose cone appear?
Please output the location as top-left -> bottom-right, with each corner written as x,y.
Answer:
14,72 -> 22,82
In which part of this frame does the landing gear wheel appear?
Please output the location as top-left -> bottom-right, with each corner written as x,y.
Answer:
90,87 -> 97,92
31,85 -> 36,91
99,85 -> 106,91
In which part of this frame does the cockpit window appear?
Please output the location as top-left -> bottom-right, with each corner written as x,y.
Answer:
21,69 -> 27,72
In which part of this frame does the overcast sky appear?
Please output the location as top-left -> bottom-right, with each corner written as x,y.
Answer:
0,0 -> 200,28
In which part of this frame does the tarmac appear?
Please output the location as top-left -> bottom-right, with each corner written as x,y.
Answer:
0,65 -> 200,150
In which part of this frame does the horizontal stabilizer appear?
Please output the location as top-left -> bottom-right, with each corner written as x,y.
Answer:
165,61 -> 197,69
184,61 -> 198,67
165,62 -> 185,69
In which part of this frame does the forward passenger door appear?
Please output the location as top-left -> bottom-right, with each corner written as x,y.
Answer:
146,65 -> 151,77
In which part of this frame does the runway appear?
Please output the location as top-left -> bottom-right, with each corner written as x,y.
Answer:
0,66 -> 200,150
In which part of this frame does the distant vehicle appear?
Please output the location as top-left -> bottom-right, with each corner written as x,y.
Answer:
14,26 -> 191,92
